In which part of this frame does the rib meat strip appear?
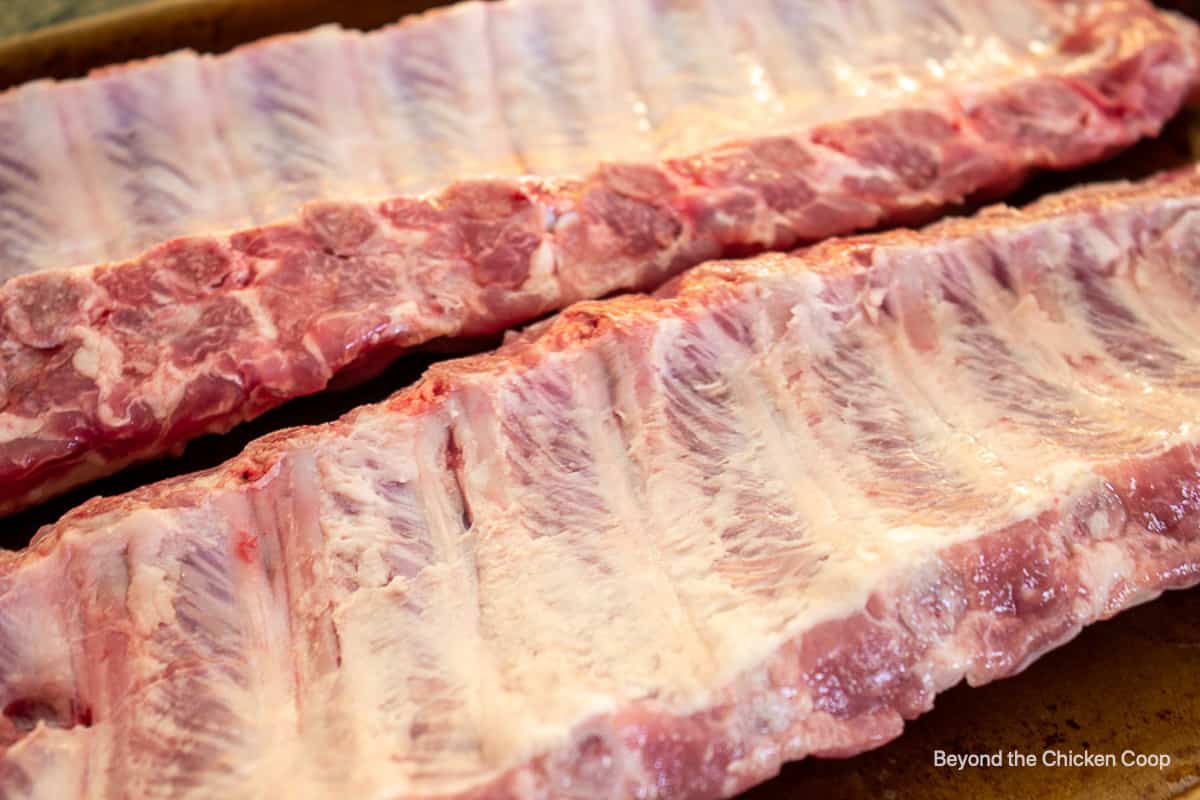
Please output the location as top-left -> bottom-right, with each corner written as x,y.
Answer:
3,168 -> 1200,799
0,0 -> 1191,281
2,0 -> 1198,516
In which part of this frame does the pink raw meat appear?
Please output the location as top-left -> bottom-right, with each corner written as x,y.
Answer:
2,167 -> 1200,798
2,0 -> 1198,515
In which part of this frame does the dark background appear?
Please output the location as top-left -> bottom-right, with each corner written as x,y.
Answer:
2,0 -> 142,39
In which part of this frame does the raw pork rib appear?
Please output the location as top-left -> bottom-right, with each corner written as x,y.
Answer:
3,169 -> 1200,799
0,0 -> 1197,516
0,0 -> 1188,281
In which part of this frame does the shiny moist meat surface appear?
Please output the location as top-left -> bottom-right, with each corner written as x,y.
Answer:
2,0 -> 1198,516
2,167 -> 1200,799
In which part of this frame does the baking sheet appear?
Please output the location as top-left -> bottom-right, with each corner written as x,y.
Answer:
0,2 -> 1197,797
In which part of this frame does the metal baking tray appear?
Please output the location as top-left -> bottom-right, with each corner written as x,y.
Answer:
1,2 -> 1197,797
